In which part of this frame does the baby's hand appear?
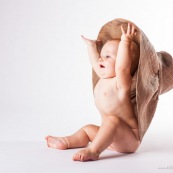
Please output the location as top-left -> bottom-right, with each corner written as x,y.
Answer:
121,23 -> 137,42
81,35 -> 101,48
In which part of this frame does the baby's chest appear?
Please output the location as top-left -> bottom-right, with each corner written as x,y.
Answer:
94,79 -> 117,100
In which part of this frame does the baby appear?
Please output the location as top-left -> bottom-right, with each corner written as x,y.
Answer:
45,23 -> 140,161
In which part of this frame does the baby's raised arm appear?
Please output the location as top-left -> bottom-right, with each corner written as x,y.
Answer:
115,23 -> 137,91
82,36 -> 101,76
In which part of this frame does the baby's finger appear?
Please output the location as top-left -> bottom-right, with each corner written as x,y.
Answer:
121,25 -> 125,34
132,26 -> 138,36
81,35 -> 87,40
81,35 -> 91,42
127,23 -> 132,35
134,30 -> 137,36
131,25 -> 135,35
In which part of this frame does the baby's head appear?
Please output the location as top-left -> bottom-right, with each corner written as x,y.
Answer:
99,39 -> 139,78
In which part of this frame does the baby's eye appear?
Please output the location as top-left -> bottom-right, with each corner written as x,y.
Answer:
106,55 -> 110,58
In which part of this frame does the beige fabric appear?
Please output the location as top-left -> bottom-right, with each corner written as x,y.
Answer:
92,18 -> 173,141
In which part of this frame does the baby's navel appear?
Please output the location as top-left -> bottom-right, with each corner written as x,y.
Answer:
103,92 -> 108,96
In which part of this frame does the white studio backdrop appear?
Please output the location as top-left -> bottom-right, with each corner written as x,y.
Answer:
0,0 -> 173,142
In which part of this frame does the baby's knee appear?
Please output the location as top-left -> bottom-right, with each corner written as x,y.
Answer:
82,124 -> 99,134
106,116 -> 121,127
83,124 -> 98,130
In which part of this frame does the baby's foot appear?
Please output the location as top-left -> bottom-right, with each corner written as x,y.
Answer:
73,148 -> 99,162
45,136 -> 68,150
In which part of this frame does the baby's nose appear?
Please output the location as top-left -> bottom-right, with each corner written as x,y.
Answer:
99,57 -> 104,62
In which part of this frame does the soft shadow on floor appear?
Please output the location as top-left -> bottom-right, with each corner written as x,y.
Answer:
138,136 -> 173,153
100,137 -> 173,161
99,151 -> 131,160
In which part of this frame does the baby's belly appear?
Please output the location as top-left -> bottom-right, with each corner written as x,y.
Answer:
95,96 -> 120,116
94,79 -> 136,126
95,97 -> 138,129
94,94 -> 136,121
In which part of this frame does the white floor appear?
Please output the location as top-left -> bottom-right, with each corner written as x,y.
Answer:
1,133 -> 173,173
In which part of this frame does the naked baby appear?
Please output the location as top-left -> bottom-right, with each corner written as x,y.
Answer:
45,23 -> 141,161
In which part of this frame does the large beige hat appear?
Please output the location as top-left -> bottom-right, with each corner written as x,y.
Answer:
92,18 -> 173,141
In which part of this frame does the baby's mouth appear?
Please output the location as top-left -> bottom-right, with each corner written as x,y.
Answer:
100,64 -> 105,68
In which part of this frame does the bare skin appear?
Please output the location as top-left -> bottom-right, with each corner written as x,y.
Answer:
46,23 -> 140,161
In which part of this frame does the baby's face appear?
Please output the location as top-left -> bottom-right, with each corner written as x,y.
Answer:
98,40 -> 119,78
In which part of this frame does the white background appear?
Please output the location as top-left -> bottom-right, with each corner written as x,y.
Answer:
0,0 -> 173,142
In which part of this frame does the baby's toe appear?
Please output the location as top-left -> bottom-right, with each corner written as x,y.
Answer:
73,153 -> 82,161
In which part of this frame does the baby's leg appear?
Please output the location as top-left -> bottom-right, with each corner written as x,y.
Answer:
107,120 -> 140,153
45,124 -> 99,150
73,116 -> 140,162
